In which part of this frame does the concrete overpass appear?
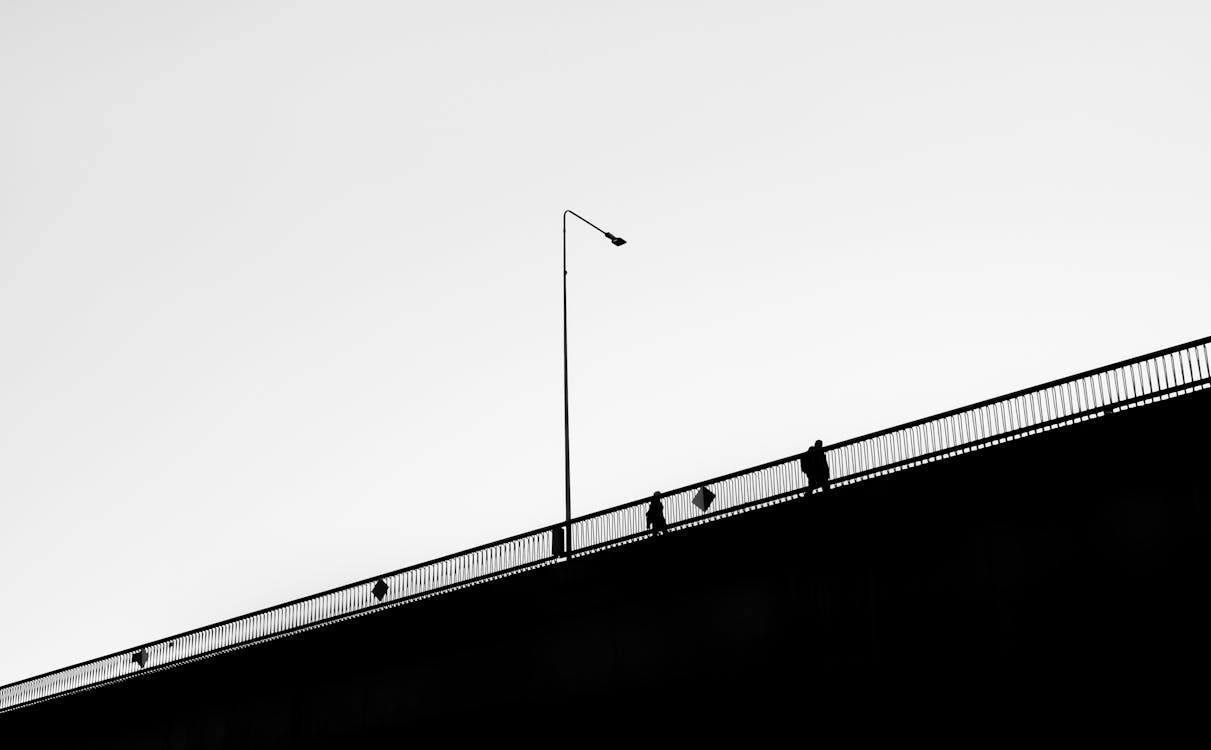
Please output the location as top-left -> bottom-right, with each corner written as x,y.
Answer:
3,335 -> 1208,745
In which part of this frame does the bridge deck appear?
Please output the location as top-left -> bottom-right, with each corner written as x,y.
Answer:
2,337 -> 1209,743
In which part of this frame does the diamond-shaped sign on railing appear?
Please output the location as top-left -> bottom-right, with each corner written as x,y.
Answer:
371,579 -> 389,602
692,486 -> 716,512
132,649 -> 148,669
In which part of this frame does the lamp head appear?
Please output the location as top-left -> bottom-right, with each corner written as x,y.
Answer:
604,232 -> 627,247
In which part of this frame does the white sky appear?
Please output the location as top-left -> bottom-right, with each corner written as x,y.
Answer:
2,0 -> 1208,687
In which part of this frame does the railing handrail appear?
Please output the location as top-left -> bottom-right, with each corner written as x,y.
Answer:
4,332 -> 1209,703
576,332 -> 1211,523
0,523 -> 555,692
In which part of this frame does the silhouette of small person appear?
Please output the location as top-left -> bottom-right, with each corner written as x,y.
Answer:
646,491 -> 668,536
800,439 -> 831,494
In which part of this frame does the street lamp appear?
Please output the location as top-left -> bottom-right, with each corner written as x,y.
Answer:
561,210 -> 627,559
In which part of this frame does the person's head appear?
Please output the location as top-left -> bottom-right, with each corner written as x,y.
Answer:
814,439 -> 823,449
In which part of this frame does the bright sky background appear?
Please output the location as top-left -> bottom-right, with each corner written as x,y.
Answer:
2,0 -> 1208,687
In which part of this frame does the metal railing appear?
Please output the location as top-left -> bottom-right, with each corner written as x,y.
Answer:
570,336 -> 1211,555
3,334 -> 1209,713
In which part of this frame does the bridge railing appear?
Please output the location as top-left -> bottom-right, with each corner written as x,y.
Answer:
572,335 -> 1211,553
0,525 -> 558,712
3,335 -> 1209,713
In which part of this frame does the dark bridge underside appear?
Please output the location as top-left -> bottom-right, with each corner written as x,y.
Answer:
5,389 -> 1209,745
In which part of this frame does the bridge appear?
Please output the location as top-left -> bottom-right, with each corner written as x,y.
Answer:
3,335 -> 1209,744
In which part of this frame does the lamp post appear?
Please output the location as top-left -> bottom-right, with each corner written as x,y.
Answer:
562,210 -> 626,559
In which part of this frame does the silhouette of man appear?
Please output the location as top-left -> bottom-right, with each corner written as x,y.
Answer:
646,491 -> 667,536
799,439 -> 830,493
